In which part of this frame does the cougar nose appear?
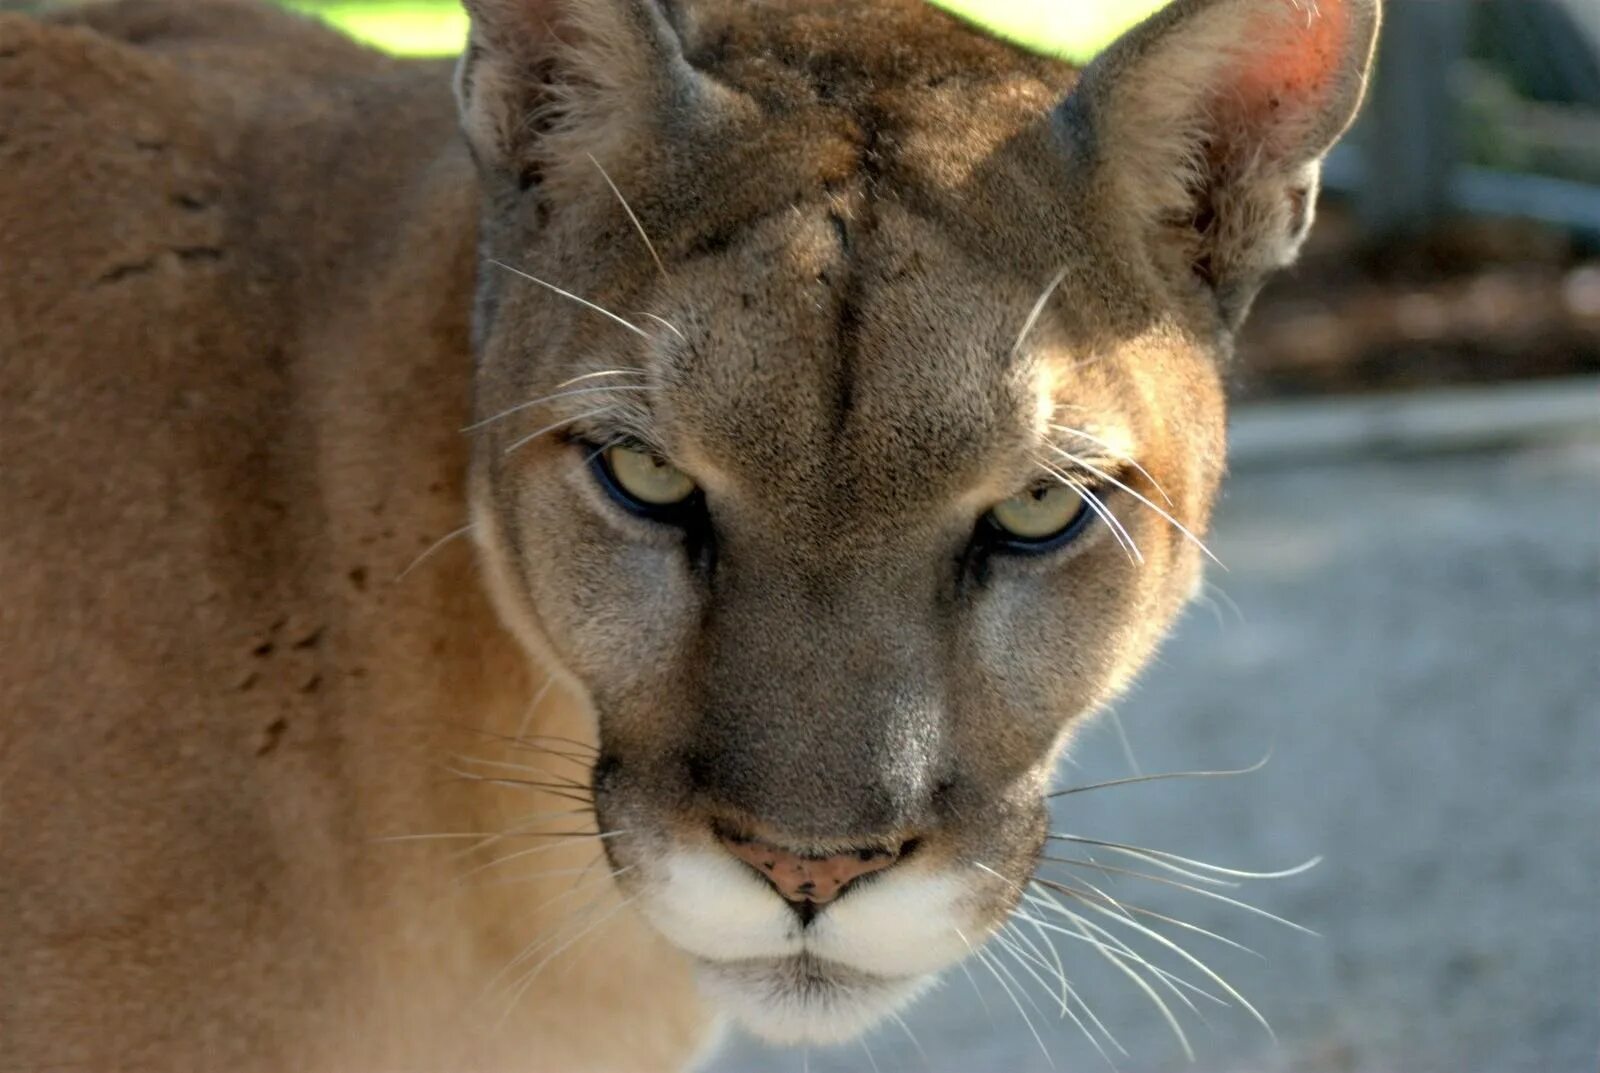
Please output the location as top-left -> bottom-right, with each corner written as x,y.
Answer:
719,832 -> 906,905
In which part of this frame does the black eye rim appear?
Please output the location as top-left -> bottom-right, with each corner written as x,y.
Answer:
583,439 -> 707,525
583,435 -> 1098,556
977,484 -> 1099,557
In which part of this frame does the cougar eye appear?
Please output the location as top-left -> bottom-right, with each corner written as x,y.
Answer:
594,443 -> 699,516
983,483 -> 1094,552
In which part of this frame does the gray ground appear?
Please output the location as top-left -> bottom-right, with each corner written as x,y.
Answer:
710,413 -> 1600,1073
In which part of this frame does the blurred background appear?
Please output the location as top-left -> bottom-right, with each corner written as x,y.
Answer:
268,0 -> 1600,399
276,0 -> 1600,1069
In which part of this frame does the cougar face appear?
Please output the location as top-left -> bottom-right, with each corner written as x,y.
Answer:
457,0 -> 1377,1044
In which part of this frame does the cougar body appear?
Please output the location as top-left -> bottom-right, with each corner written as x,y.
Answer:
0,0 -> 1377,1068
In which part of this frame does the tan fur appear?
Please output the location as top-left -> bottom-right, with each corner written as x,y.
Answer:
0,0 -> 1376,1068
0,5 -> 704,1069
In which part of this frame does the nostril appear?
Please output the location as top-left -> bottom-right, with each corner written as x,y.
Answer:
717,831 -> 908,907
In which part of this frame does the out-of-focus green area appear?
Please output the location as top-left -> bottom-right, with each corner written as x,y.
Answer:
284,1 -> 467,55
281,0 -> 1160,61
922,0 -> 1164,63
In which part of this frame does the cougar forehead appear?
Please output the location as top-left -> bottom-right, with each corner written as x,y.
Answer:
661,207 -> 1062,530
482,0 -> 1183,528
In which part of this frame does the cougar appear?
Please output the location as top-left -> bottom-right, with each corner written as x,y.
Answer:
0,0 -> 1377,1067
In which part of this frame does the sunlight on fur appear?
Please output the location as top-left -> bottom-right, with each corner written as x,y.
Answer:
0,0 -> 1376,1068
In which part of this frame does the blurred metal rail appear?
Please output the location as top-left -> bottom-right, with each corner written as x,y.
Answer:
1342,0 -> 1600,237
1227,375 -> 1600,468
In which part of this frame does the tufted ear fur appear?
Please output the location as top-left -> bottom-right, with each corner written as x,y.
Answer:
1059,0 -> 1380,326
455,0 -> 700,195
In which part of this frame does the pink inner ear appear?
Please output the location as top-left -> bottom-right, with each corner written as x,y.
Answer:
1218,0 -> 1352,151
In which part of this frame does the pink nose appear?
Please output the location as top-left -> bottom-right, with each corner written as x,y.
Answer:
719,833 -> 904,904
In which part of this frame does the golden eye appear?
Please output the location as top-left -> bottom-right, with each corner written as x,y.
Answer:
603,444 -> 697,507
989,483 -> 1088,543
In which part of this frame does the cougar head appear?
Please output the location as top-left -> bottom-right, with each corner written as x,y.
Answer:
454,0 -> 1377,1044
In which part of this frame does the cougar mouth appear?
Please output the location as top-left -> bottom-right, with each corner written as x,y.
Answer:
693,953 -> 935,1045
612,826 -> 993,1044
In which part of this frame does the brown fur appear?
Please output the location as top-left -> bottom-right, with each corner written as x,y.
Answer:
0,0 -> 1376,1067
0,4 -> 703,1068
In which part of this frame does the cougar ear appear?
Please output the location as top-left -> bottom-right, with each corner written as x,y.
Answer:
1058,0 -> 1380,326
455,0 -> 700,193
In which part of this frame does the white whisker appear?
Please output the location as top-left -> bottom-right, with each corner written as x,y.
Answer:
588,153 -> 670,283
450,754 -> 589,787
513,675 -> 557,744
1011,910 -> 1131,1059
1049,421 -> 1174,507
477,862 -> 620,887
487,899 -> 607,1005
1104,706 -> 1142,775
1047,445 -> 1224,568
991,931 -> 1096,1061
858,1035 -> 882,1073
455,725 -> 599,756
1013,909 -> 1073,1020
1025,890 -> 1198,1059
1048,834 -> 1321,884
887,1009 -> 930,1069
973,859 -> 1127,1059
1050,752 -> 1271,797
951,927 -> 998,1027
481,860 -> 625,990
489,259 -> 649,339
636,311 -> 686,342
1046,855 -> 1320,935
991,923 -> 1066,1017
1002,922 -> 1122,1068
397,523 -> 474,581
1201,580 -> 1247,627
463,383 -> 655,433
1047,838 -> 1238,887
496,890 -> 642,1025
1026,885 -> 1229,1010
1076,886 -> 1275,1040
445,766 -> 593,799
371,816 -> 592,844
501,406 -> 620,457
1041,870 -> 1263,958
454,830 -> 628,882
1012,265 -> 1071,357
507,734 -> 599,753
555,368 -> 650,388
443,824 -> 601,864
1038,459 -> 1144,563
972,943 -> 1057,1069
1064,910 -> 1218,1034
